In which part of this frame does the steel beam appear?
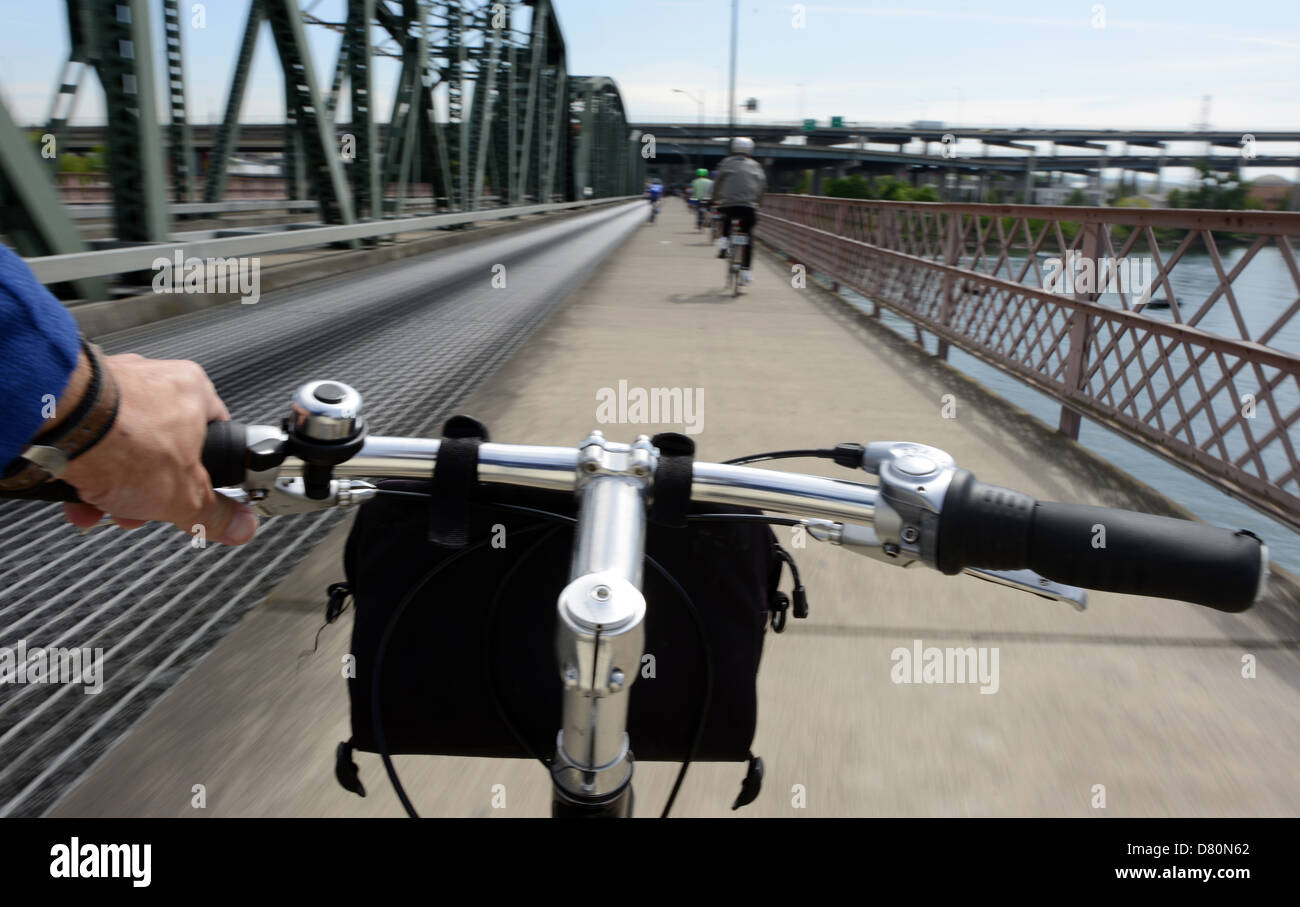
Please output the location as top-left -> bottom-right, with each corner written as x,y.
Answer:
382,0 -> 426,215
449,0 -> 469,209
203,0 -> 263,203
419,78 -> 454,211
325,33 -> 349,121
45,0 -> 98,175
42,58 -> 88,176
283,78 -> 306,200
262,0 -> 355,225
94,0 -> 169,242
516,0 -> 547,202
0,95 -> 104,299
572,80 -> 594,199
345,0 -> 380,219
466,9 -> 502,210
503,28 -> 518,204
162,0 -> 195,203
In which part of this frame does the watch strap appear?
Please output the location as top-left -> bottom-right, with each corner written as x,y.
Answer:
0,339 -> 120,492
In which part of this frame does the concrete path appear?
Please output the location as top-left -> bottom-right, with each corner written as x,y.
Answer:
54,197 -> 1300,817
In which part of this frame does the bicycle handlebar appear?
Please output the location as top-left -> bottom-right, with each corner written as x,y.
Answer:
3,416 -> 1269,613
934,471 -> 1267,612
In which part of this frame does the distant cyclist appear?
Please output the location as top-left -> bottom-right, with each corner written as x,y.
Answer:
712,137 -> 767,285
645,179 -> 664,221
689,168 -> 714,231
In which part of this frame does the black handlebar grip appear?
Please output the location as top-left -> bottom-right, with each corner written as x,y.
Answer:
1026,502 -> 1264,612
935,469 -> 1266,612
0,421 -> 247,504
933,470 -> 1036,574
201,420 -> 248,487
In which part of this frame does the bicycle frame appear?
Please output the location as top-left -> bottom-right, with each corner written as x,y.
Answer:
728,218 -> 748,295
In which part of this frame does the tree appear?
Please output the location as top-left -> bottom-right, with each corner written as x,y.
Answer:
1180,161 -> 1248,210
825,175 -> 871,199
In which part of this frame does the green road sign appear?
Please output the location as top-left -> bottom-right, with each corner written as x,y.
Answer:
830,116 -> 843,128
803,118 -> 816,132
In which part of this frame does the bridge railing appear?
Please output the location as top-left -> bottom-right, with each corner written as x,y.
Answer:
755,194 -> 1300,530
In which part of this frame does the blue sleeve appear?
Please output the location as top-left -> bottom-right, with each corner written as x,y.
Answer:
0,243 -> 81,467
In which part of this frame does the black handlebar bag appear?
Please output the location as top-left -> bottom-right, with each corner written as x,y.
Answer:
339,480 -> 782,764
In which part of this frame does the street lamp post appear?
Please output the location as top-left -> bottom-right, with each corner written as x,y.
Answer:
672,88 -> 705,128
671,90 -> 706,177
728,0 -> 738,140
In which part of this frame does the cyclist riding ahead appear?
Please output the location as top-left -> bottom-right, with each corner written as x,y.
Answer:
713,137 -> 766,285
689,168 -> 714,231
645,178 -> 665,222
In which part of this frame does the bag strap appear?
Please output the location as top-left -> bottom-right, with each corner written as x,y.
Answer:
428,414 -> 490,547
649,432 -> 694,528
334,738 -> 366,797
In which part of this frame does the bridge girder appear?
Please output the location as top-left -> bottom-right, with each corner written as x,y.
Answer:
0,0 -> 637,275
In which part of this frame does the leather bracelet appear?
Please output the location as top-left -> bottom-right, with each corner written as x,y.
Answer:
0,338 -> 120,492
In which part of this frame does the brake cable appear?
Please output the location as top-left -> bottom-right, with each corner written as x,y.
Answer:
723,442 -> 865,468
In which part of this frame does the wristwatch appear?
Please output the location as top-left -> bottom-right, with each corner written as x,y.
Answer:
0,338 -> 120,492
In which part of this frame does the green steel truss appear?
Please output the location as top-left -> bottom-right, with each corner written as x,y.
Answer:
0,0 -> 638,280
162,0 -> 194,203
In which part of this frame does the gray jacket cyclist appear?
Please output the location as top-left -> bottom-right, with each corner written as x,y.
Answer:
712,137 -> 767,285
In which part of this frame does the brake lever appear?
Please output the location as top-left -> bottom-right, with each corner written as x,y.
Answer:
963,568 -> 1087,611
219,477 -> 377,515
802,519 -> 1086,610
802,519 -> 922,568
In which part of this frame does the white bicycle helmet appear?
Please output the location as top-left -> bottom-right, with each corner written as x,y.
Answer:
730,136 -> 755,155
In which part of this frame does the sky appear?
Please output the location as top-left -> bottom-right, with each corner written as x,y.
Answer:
0,0 -> 1296,175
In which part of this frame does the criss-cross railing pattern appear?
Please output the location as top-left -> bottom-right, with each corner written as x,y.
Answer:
756,195 -> 1300,530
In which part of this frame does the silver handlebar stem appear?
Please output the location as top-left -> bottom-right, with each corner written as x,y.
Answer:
548,433 -> 656,806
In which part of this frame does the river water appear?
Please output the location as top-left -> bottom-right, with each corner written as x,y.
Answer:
836,244 -> 1300,572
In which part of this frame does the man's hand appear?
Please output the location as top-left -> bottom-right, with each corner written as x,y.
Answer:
60,353 -> 258,545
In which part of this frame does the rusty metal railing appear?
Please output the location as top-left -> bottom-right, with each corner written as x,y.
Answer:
755,195 -> 1300,530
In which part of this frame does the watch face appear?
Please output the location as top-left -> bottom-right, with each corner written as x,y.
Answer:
20,444 -> 69,478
